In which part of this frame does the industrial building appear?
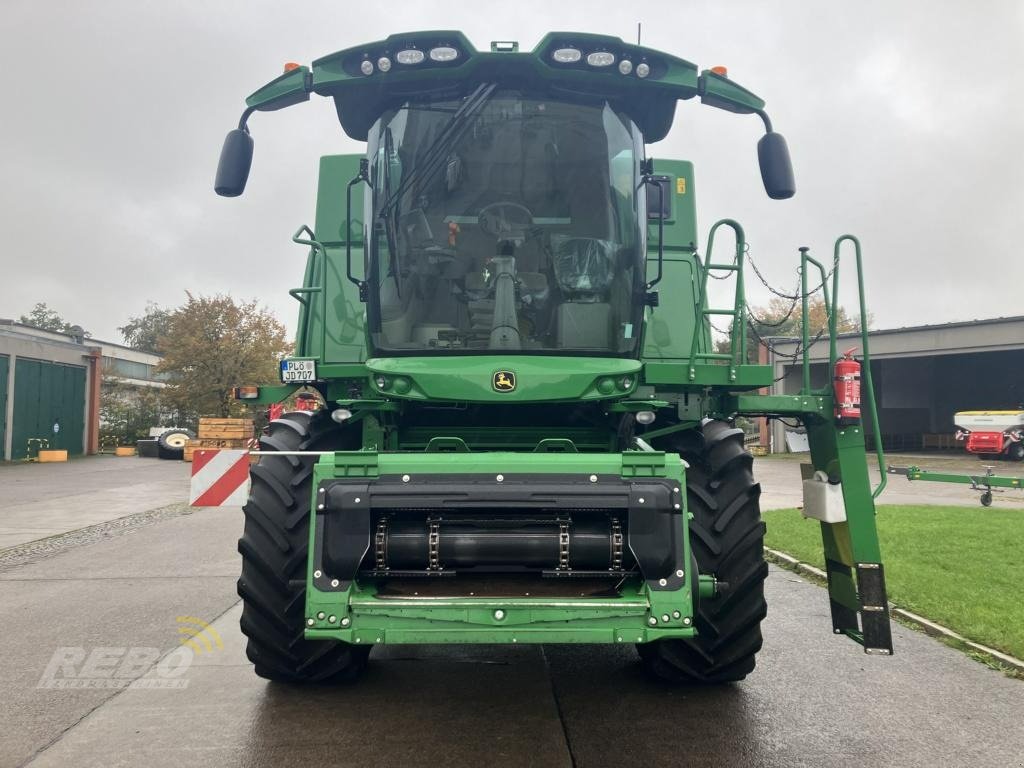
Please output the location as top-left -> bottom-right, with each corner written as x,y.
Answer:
766,315 -> 1024,453
0,320 -> 163,460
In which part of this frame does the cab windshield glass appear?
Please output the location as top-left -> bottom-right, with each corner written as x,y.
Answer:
366,89 -> 646,355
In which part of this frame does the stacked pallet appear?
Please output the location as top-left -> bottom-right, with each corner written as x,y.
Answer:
183,418 -> 255,461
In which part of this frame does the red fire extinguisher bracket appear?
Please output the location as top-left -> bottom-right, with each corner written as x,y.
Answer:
834,349 -> 862,425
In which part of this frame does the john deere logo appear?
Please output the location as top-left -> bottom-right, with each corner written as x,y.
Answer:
493,371 -> 516,392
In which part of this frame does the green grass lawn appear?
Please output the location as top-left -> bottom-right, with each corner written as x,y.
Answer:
762,505 -> 1024,660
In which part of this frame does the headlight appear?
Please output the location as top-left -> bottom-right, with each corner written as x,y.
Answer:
636,62 -> 650,78
636,411 -> 656,425
360,59 -> 374,76
618,59 -> 633,75
396,49 -> 425,65
586,51 -> 615,67
552,47 -> 582,63
331,408 -> 353,423
377,56 -> 391,72
429,46 -> 459,62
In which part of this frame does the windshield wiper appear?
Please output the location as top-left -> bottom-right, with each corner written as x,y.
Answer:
377,82 -> 497,220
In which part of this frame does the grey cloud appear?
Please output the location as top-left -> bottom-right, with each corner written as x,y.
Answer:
2,1 -> 1021,339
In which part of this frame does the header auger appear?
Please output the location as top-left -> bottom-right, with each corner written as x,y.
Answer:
216,31 -> 891,685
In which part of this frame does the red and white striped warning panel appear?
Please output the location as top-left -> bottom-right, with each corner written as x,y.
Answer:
190,449 -> 250,507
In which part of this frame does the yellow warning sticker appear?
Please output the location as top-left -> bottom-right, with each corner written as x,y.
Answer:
676,177 -> 686,194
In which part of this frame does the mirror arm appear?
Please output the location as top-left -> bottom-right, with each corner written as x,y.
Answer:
237,106 -> 256,132
754,109 -> 773,134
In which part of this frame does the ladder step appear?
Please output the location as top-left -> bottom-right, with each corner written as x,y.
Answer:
693,353 -> 734,360
703,309 -> 737,316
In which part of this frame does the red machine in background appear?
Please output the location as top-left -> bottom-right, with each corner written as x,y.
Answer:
955,410 -> 1024,461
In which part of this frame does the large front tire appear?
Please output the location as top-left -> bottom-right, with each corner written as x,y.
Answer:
639,420 -> 768,684
236,411 -> 370,683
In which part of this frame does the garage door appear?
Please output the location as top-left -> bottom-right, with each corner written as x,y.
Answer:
11,358 -> 86,460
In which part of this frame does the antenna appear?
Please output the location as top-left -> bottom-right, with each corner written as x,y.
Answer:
637,22 -> 642,45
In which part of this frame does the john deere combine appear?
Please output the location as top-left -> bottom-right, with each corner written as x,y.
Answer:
215,31 -> 893,684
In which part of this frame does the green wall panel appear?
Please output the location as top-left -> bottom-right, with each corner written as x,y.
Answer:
0,354 -> 8,459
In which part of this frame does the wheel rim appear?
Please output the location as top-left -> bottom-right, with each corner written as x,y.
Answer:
164,433 -> 188,448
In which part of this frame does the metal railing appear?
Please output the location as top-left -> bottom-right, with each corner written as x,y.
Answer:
800,236 -> 887,499
687,219 -> 747,379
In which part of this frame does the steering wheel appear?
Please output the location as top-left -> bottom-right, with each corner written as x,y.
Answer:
477,202 -> 534,240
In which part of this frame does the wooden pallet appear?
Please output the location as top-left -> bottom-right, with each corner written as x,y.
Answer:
197,418 -> 254,440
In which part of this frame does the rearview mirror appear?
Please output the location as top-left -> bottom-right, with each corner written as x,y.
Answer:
214,129 -> 254,197
757,132 -> 795,200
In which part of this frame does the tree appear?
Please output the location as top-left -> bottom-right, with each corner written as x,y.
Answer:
713,297 -> 868,360
748,296 -> 865,340
119,302 -> 172,354
19,302 -> 89,336
157,294 -> 291,419
99,372 -> 169,447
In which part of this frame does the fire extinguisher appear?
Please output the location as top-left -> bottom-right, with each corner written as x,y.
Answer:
834,348 -> 861,425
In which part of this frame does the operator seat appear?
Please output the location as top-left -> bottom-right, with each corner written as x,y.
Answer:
551,236 -> 616,350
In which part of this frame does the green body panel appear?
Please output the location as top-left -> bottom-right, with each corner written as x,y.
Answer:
287,154 -> 368,364
0,355 -> 8,458
11,358 -> 85,459
648,159 -> 698,251
640,160 -> 705,366
367,356 -> 641,402
314,155 -> 365,246
245,65 -> 311,112
305,450 -> 695,644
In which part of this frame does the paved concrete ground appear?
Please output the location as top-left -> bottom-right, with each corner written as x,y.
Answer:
1,453 -> 1021,767
0,457 -> 189,549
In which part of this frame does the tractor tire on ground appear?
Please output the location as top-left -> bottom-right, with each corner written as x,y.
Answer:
639,420 -> 768,684
236,411 -> 370,683
156,428 -> 196,460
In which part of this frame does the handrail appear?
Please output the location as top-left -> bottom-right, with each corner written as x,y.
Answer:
688,218 -> 747,376
798,247 -> 833,392
291,224 -> 327,363
834,234 -> 887,499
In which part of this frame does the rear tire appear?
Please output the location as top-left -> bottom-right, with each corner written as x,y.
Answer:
237,411 -> 370,683
639,420 -> 768,684
1007,443 -> 1024,462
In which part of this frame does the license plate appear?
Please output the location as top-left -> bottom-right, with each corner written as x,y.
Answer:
280,359 -> 316,383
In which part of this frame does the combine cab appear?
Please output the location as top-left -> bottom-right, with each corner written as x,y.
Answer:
215,31 -> 893,684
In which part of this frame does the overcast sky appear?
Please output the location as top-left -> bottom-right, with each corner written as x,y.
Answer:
2,1 -> 1022,343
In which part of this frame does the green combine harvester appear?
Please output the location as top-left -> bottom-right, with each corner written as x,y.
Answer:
215,31 -> 893,684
